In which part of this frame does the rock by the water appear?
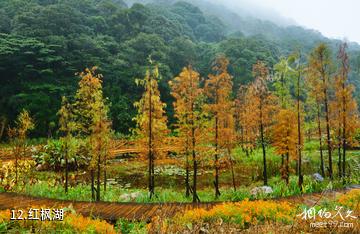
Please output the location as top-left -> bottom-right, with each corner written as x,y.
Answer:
250,186 -> 273,196
312,173 -> 324,182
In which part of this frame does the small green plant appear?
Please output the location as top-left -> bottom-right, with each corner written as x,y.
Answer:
115,219 -> 147,234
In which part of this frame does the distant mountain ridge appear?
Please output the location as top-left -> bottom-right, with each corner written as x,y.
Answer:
1,0 -> 359,136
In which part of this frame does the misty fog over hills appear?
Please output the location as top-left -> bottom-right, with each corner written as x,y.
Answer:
125,0 -> 360,51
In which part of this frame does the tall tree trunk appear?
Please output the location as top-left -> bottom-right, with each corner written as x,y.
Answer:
47,124 -> 52,139
228,148 -> 236,191
96,151 -> 101,201
150,152 -> 155,198
65,142 -> 69,193
91,169 -> 95,201
338,143 -> 342,178
185,151 -> 190,197
0,117 -> 6,142
323,83 -> 333,179
259,99 -> 267,186
192,125 -> 200,203
185,135 -> 190,197
337,118 -> 342,178
285,152 -> 289,185
104,153 -> 107,192
148,147 -> 152,197
342,76 -> 347,182
240,127 -> 245,154
316,102 -> 325,177
297,70 -> 303,190
214,116 -> 221,198
342,140 -> 346,183
148,74 -> 154,199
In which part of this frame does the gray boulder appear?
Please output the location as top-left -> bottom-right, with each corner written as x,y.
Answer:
312,173 -> 324,182
119,192 -> 142,201
250,186 -> 273,196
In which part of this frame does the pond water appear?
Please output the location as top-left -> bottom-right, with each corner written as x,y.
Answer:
107,163 -> 255,190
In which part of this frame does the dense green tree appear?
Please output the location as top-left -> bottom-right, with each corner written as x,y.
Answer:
219,37 -> 279,91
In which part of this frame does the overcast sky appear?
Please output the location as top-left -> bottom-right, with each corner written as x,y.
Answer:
219,0 -> 359,43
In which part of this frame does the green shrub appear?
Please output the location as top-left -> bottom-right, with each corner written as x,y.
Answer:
115,219 -> 147,234
32,139 -> 88,171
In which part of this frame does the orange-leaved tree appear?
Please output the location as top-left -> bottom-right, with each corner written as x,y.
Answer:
133,60 -> 168,199
220,91 -> 237,192
333,43 -> 360,181
252,61 -> 276,186
272,108 -> 297,184
169,65 -> 207,202
306,67 -> 326,177
7,109 -> 34,185
235,85 -> 258,157
309,43 -> 334,179
205,55 -> 234,198
72,67 -> 111,201
90,115 -> 111,201
58,96 -> 77,193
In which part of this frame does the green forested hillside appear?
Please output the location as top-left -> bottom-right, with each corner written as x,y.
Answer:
0,0 -> 359,137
